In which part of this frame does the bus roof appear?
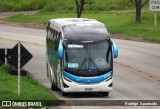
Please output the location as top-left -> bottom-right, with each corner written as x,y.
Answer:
49,18 -> 105,28
49,18 -> 110,42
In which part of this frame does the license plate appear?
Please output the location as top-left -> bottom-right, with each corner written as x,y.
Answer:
85,88 -> 93,91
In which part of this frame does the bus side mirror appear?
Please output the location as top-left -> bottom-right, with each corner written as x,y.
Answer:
58,39 -> 64,59
111,39 -> 118,58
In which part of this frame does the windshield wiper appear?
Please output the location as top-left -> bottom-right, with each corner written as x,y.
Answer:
89,58 -> 100,73
77,57 -> 87,72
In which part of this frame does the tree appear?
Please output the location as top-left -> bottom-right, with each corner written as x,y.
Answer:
75,0 -> 85,18
133,0 -> 149,23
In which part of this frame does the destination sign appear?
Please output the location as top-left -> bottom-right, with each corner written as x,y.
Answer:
149,0 -> 160,11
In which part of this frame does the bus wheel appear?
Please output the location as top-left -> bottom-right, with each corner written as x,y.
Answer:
51,83 -> 58,91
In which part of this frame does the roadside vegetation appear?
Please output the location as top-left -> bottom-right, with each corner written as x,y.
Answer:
0,0 -> 159,43
0,64 -> 58,100
0,0 -> 135,12
2,11 -> 160,43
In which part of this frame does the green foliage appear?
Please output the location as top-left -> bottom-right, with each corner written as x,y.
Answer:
0,64 -> 11,73
2,11 -> 160,43
0,0 -> 47,11
0,0 -> 135,12
85,0 -> 134,11
0,65 -> 58,100
43,0 -> 74,11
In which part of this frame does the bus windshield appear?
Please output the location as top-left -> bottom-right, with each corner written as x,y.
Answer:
64,40 -> 112,73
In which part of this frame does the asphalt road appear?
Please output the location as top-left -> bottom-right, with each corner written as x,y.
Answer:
0,25 -> 160,109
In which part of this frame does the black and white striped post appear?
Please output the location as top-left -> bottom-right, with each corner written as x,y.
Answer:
5,49 -> 7,64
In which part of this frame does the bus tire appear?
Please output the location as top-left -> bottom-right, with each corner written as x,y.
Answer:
51,83 -> 58,91
46,63 -> 49,77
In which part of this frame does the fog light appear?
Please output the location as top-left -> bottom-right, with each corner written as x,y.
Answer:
109,83 -> 113,87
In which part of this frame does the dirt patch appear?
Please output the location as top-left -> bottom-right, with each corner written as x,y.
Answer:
110,10 -> 148,13
112,34 -> 159,44
112,34 -> 144,42
0,11 -> 45,29
0,21 -> 46,30
0,11 -> 37,18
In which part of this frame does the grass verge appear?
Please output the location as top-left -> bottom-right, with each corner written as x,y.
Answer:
0,0 -> 135,12
1,11 -> 160,43
0,64 -> 58,101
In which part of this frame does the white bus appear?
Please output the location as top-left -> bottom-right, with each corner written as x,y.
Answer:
46,18 -> 118,96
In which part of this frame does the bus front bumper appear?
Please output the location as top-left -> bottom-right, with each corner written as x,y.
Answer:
62,77 -> 113,93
